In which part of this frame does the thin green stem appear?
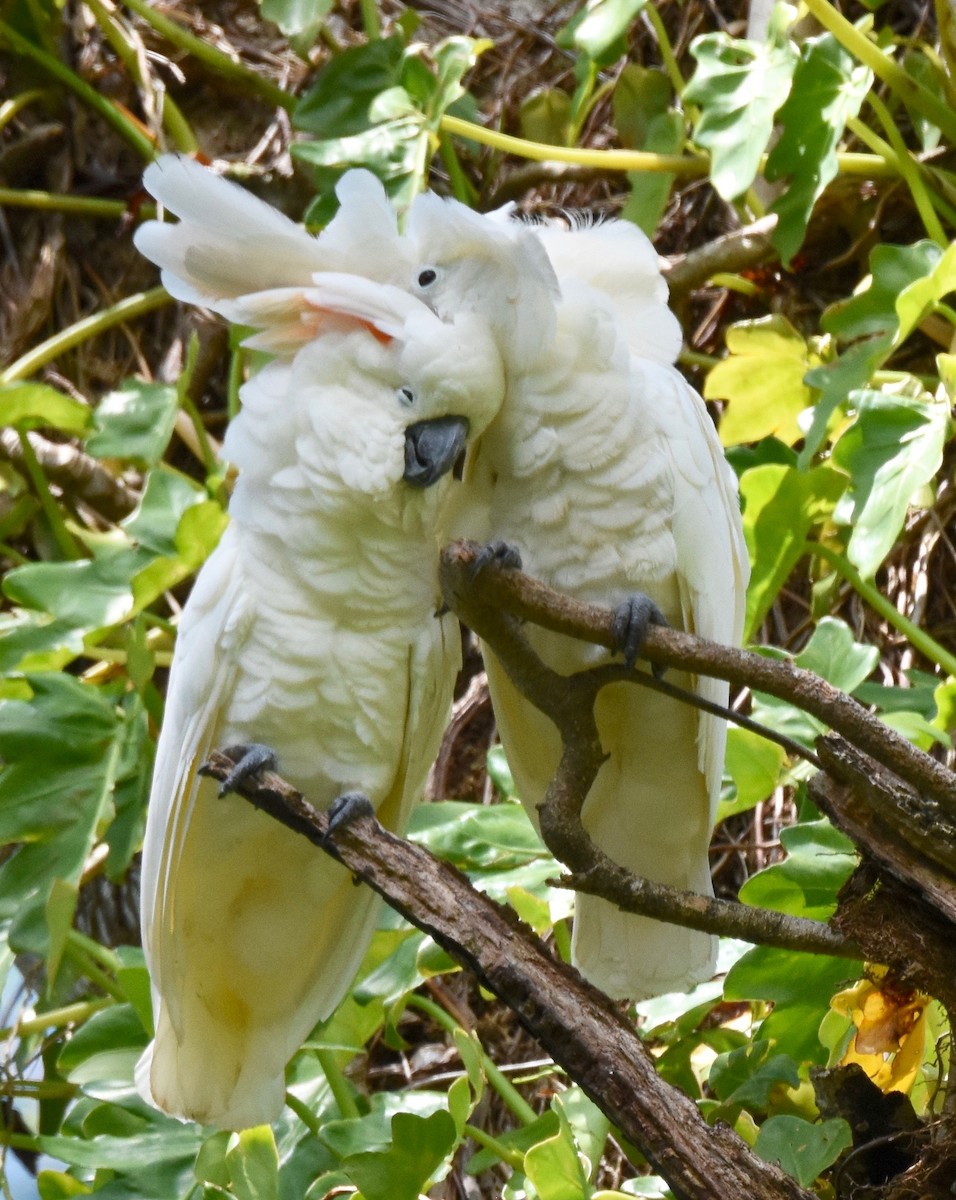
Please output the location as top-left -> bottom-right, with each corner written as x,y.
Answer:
440,114 -> 899,178
642,2 -> 685,98
0,88 -> 49,132
315,1049 -> 361,1120
6,996 -> 113,1039
0,1131 -> 40,1153
0,287 -> 172,385
67,929 -> 122,974
806,541 -> 956,677
407,994 -> 538,1125
16,432 -> 82,560
866,91 -> 947,245
0,20 -> 155,160
0,187 -> 148,218
801,0 -> 956,145
359,0 -> 381,40
284,1091 -> 322,1135
84,0 -> 196,152
179,337 -> 219,474
0,1081 -> 78,1100
62,939 -> 124,1002
439,133 -> 477,206
119,0 -> 295,112
463,1123 -> 526,1170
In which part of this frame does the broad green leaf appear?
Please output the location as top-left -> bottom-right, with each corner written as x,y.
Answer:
38,1128 -> 204,1172
719,727 -> 786,820
57,1004 -> 148,1084
129,498 -> 228,609
341,1109 -> 456,1200
561,0 -> 646,63
87,381 -> 179,468
409,798 -> 547,868
524,1112 -> 591,1200
706,316 -> 819,447
685,30 -> 798,199
467,1111 -> 562,1174
894,238 -> 956,344
558,1088 -> 611,1182
37,1171 -> 93,1197
0,382 -> 91,433
613,65 -> 683,235
708,1041 -> 799,1113
725,947 -> 861,1061
832,388 -> 949,578
3,548 -> 148,630
822,241 -> 942,342
740,820 -> 857,920
738,464 -> 846,638
767,35 -> 871,266
753,1115 -> 852,1186
122,467 -> 208,557
427,36 -> 491,122
795,617 -> 879,694
260,0 -> 332,41
486,745 -> 516,800
294,37 -> 408,137
521,88 -> 572,146
227,1126 -> 280,1200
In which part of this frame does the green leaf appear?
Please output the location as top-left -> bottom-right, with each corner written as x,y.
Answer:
893,238 -> 956,344
822,241 -> 942,343
0,382 -> 91,433
122,467 -> 208,557
561,0 -> 646,63
613,65 -> 682,235
260,0 -> 332,42
4,548 -> 148,630
709,1041 -> 799,1113
685,30 -> 798,200
740,820 -> 857,920
719,727 -> 786,820
524,1110 -> 591,1200
87,381 -> 179,468
753,1115 -> 852,1186
832,388 -> 949,578
129,499 -> 228,610
294,37 -> 408,137
427,36 -> 491,124
795,617 -> 879,694
227,1126 -> 280,1200
707,316 -> 818,447
57,1004 -> 148,1084
521,88 -> 572,146
467,1111 -> 561,1174
738,464 -> 846,639
766,35 -> 872,266
341,1109 -> 457,1200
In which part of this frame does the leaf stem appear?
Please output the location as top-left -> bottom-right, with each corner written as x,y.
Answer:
359,0 -> 381,40
315,1049 -> 361,1120
0,288 -> 172,385
0,187 -> 148,218
800,0 -> 956,144
7,996 -> 113,1039
805,541 -> 956,677
0,88 -> 50,132
15,431 -> 82,560
440,114 -> 899,178
407,993 -> 538,1125
865,91 -> 947,245
119,0 -> 295,112
0,20 -> 156,160
284,1090 -> 322,1135
642,2 -> 685,97
463,1123 -> 526,1170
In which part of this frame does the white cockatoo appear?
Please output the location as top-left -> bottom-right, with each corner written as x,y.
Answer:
401,194 -> 749,1000
135,201 -> 504,1125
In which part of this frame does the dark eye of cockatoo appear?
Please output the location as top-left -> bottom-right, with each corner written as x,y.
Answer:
397,386 -> 415,407
417,268 -> 438,288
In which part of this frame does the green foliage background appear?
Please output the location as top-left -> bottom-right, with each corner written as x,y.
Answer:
1,0 -> 956,1195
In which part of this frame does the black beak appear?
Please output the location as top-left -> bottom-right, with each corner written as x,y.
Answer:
403,416 -> 470,488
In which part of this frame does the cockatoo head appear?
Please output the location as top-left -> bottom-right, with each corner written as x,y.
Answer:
282,279 -> 505,500
404,191 -> 560,367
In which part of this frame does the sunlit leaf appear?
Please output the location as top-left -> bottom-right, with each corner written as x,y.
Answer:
685,29 -> 798,199
707,316 -> 819,446
753,1115 -> 852,1186
227,1125 -> 280,1200
740,820 -> 857,920
0,382 -> 91,434
719,727 -> 786,820
87,381 -> 179,468
559,0 -> 646,64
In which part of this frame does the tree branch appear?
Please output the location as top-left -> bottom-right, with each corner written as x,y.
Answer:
201,748 -> 813,1200
439,540 -> 956,815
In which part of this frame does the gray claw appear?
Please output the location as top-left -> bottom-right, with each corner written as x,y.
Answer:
471,539 -> 522,579
325,790 -> 374,843
213,743 -> 278,797
613,594 -> 668,672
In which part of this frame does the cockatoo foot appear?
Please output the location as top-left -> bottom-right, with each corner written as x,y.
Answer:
612,594 -> 668,672
471,538 -> 522,578
213,743 -> 278,798
325,790 -> 375,843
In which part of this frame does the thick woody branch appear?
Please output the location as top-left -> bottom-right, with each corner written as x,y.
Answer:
439,545 -> 858,959
663,215 -> 779,301
0,427 -> 138,522
201,748 -> 813,1200
439,540 -> 956,815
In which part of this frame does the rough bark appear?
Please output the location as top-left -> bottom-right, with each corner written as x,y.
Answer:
202,749 -> 812,1200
